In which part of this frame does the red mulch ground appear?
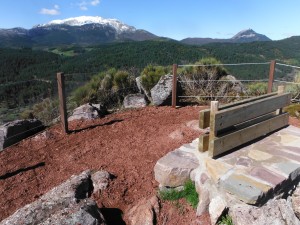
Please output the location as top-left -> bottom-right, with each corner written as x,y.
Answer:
0,106 -> 298,225
0,106 -> 211,224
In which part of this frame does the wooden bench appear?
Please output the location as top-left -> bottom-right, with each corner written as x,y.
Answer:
198,86 -> 291,158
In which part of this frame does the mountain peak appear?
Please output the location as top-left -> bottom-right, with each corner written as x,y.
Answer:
35,16 -> 136,33
231,29 -> 271,42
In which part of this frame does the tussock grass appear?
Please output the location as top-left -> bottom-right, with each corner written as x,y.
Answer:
159,180 -> 199,209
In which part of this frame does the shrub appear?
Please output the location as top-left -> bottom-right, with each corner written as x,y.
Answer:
113,70 -> 133,90
246,82 -> 268,96
179,57 -> 230,103
140,65 -> 170,92
20,98 -> 59,125
159,179 -> 199,209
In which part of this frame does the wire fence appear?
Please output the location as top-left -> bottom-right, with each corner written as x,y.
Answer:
0,77 -> 60,151
176,62 -> 300,104
1,61 -> 300,150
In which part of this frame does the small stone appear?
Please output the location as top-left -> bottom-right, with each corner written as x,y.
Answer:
126,196 -> 160,225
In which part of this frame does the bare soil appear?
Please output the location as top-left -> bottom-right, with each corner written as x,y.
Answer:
0,106 -> 298,225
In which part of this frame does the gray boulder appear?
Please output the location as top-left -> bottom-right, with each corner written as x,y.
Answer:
229,198 -> 300,225
154,149 -> 199,187
0,119 -> 44,151
150,74 -> 173,106
136,76 -> 152,102
0,170 -> 110,225
68,103 -> 107,121
217,75 -> 245,98
123,94 -> 147,109
292,184 -> 300,219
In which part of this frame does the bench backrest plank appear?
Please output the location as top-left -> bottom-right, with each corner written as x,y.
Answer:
198,87 -> 291,157
214,93 -> 291,132
209,113 -> 289,157
199,92 -> 277,129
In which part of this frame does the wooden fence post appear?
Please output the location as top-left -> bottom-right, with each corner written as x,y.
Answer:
268,60 -> 276,93
57,72 -> 68,134
172,64 -> 178,108
208,101 -> 219,156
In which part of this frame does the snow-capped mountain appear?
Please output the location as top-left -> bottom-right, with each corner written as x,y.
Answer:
0,16 -> 158,47
231,29 -> 271,42
181,29 -> 271,45
35,16 -> 136,34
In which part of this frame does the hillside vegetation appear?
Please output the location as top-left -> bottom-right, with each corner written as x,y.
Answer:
1,37 -> 300,123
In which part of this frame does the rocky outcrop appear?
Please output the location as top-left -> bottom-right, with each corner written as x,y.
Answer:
127,196 -> 160,225
68,103 -> 107,121
154,148 -> 199,187
0,170 -> 111,225
0,119 -> 44,151
150,74 -> 173,106
123,94 -> 147,109
229,198 -> 300,225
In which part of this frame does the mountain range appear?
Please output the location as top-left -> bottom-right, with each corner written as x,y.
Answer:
0,16 -> 272,47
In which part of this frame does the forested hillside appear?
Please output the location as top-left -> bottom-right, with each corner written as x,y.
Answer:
1,36 -> 300,123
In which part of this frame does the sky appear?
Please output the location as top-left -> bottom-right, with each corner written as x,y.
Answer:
0,0 -> 299,41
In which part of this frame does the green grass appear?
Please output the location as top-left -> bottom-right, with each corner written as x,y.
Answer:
159,180 -> 199,209
218,214 -> 234,225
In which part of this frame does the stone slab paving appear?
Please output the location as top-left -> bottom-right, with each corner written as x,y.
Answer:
210,125 -> 300,204
154,125 -> 300,206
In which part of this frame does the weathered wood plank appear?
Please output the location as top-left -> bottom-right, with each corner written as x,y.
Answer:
198,134 -> 209,152
199,109 -> 210,129
198,92 -> 277,129
214,93 -> 291,132
209,113 -> 289,157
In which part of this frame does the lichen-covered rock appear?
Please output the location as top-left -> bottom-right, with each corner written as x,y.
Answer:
150,74 -> 173,106
0,170 -> 110,225
123,94 -> 147,109
0,119 -> 44,151
229,198 -> 300,225
292,184 -> 300,219
68,103 -> 107,121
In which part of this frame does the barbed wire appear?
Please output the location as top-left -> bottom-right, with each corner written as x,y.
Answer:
178,95 -> 256,98
0,79 -> 53,87
0,123 -> 46,143
64,72 -> 100,77
178,62 -> 270,67
178,79 -> 269,83
276,63 -> 300,70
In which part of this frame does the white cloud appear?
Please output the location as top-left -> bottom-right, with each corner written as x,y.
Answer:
91,0 -> 100,6
39,5 -> 60,15
78,0 -> 100,10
